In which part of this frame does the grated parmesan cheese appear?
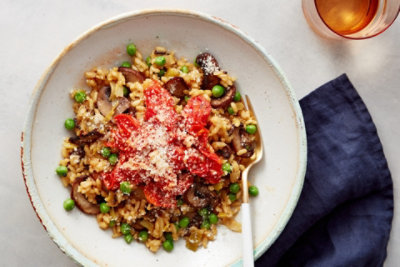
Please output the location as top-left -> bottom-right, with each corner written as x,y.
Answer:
202,54 -> 220,75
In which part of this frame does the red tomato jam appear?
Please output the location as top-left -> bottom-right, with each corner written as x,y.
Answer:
102,81 -> 223,208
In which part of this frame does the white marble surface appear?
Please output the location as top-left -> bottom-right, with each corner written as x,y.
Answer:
1,1 -> 398,266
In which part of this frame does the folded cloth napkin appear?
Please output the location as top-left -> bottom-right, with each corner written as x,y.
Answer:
256,74 -> 394,267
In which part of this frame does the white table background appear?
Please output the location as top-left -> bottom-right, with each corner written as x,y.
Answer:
1,0 -> 398,266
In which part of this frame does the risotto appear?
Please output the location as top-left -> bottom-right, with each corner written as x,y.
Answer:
56,43 -> 259,252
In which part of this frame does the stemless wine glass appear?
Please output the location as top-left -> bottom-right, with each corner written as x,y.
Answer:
303,0 -> 400,39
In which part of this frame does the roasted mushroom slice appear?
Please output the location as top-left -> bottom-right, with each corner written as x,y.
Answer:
69,130 -> 103,146
71,176 -> 100,215
97,86 -> 131,117
97,86 -> 112,116
183,184 -> 218,209
241,144 -> 256,158
196,52 -> 223,91
202,74 -> 221,91
118,67 -> 145,84
164,77 -> 188,98
211,85 -> 236,109
114,97 -> 131,115
71,146 -> 85,158
232,127 -> 256,158
132,221 -> 146,231
216,145 -> 233,159
195,52 -> 220,75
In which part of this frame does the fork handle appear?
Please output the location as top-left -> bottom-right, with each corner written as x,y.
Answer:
242,203 -> 254,267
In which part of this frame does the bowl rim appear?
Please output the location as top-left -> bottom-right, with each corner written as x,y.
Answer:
20,8 -> 307,266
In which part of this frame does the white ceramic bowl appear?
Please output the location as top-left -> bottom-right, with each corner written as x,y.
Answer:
21,9 -> 307,267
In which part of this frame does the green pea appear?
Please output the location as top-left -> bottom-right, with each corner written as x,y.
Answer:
63,198 -> 75,211
124,233 -> 133,244
201,219 -> 210,230
64,118 -> 75,130
120,223 -> 131,235
121,61 -> 131,68
249,185 -> 259,197
177,199 -> 184,206
233,92 -> 242,102
212,85 -> 225,98
123,86 -> 130,97
56,166 -> 68,177
101,147 -> 111,158
222,162 -> 232,173
180,65 -> 189,73
100,203 -> 110,213
139,230 -> 148,242
163,239 -> 174,252
164,232 -> 173,241
109,219 -> 116,227
209,213 -> 218,224
120,181 -> 131,195
155,56 -> 166,67
109,154 -> 118,165
158,69 -> 165,77
184,96 -> 190,102
126,43 -> 137,56
198,208 -> 209,217
74,91 -> 86,103
146,56 -> 152,66
179,217 -> 190,228
229,183 -> 240,194
227,107 -> 235,115
245,124 -> 257,134
228,193 -> 237,202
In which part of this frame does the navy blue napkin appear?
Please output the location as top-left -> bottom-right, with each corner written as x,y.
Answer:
256,74 -> 393,267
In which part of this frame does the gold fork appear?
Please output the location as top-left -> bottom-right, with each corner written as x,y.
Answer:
241,95 -> 264,267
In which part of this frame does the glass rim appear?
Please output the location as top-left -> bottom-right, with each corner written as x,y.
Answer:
313,0 -> 400,40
